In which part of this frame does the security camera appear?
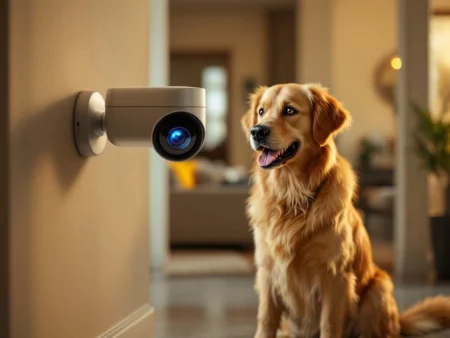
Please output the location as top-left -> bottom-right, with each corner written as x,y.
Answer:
73,87 -> 206,161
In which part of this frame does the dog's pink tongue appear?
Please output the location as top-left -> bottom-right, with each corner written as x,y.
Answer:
258,149 -> 278,167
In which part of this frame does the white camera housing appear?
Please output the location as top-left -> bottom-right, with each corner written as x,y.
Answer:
73,87 -> 206,161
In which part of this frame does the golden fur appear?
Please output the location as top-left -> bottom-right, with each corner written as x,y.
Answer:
241,83 -> 450,338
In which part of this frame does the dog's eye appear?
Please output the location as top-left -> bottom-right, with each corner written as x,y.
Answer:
258,108 -> 264,116
283,106 -> 297,116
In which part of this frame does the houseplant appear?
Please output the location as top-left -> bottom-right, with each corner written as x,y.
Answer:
413,103 -> 450,280
358,137 -> 381,170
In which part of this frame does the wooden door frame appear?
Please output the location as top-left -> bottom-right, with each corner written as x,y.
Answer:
169,49 -> 232,164
0,0 -> 8,335
433,10 -> 450,16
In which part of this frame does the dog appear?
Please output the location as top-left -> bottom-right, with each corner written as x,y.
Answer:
241,83 -> 450,338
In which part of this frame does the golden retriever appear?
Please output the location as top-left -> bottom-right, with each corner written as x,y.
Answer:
241,83 -> 450,338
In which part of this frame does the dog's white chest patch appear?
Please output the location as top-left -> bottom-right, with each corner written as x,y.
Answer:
272,262 -> 322,336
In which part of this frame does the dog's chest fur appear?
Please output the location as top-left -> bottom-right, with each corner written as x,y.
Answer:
249,178 -> 352,337
253,221 -> 326,336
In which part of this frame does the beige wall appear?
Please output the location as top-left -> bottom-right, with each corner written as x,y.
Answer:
433,0 -> 450,11
8,1 -> 152,337
297,0 -> 333,88
332,0 -> 397,164
170,7 -> 268,167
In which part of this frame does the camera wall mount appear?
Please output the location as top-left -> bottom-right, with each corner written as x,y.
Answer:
73,91 -> 107,157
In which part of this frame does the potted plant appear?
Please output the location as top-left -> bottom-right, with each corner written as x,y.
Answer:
358,137 -> 382,170
413,103 -> 450,280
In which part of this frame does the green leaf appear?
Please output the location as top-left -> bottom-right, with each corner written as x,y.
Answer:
411,102 -> 450,175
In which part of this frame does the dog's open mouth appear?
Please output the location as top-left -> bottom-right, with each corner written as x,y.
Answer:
257,141 -> 300,169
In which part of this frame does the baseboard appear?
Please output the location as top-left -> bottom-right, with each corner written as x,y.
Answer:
97,304 -> 154,338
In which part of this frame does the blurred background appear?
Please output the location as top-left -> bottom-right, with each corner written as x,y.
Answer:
149,0 -> 450,337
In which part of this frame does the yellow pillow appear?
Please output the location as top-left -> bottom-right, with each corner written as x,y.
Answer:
169,161 -> 197,189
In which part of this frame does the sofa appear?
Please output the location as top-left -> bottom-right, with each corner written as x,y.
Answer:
170,185 -> 253,247
169,158 -> 253,247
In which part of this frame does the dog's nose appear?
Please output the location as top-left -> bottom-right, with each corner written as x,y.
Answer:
250,125 -> 270,141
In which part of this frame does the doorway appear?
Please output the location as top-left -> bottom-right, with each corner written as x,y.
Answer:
170,51 -> 231,164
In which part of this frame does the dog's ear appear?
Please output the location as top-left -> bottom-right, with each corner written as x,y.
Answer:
241,86 -> 267,139
308,84 -> 351,147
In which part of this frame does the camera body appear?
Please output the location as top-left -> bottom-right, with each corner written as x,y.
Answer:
73,87 -> 206,161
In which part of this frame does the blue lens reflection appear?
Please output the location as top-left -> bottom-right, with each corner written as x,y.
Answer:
167,127 -> 191,150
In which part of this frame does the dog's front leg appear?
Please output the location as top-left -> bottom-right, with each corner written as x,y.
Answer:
319,273 -> 353,338
254,267 -> 282,338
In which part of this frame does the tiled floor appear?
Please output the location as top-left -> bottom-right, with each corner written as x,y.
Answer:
151,271 -> 450,338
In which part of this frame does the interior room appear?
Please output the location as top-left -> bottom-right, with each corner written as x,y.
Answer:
165,0 -> 397,274
150,0 -> 450,337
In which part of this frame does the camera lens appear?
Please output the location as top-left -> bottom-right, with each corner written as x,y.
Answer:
167,127 -> 191,150
153,111 -> 205,161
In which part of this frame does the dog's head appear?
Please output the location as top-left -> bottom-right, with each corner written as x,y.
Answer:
241,83 -> 351,169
